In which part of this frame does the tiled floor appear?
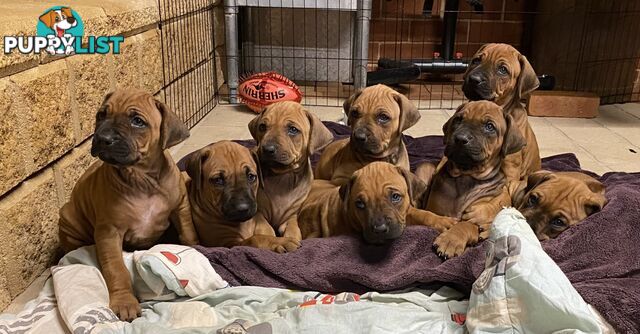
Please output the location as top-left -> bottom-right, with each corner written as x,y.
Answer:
172,103 -> 640,175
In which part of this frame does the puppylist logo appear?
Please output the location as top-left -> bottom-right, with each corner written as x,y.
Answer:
3,6 -> 123,56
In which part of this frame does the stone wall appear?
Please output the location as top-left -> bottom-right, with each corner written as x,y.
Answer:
0,0 -> 224,310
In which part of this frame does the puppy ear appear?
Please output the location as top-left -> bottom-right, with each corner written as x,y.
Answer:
583,176 -> 606,195
343,90 -> 362,126
396,93 -> 420,132
248,112 -> 263,142
185,149 -> 210,191
339,176 -> 355,201
155,99 -> 189,149
585,193 -> 607,216
464,43 -> 491,77
513,170 -> 553,206
306,109 -> 334,154
39,11 -> 56,29
501,113 -> 526,156
516,54 -> 539,101
251,149 -> 264,188
442,103 -> 467,144
61,7 -> 73,18
95,92 -> 113,117
397,167 -> 428,207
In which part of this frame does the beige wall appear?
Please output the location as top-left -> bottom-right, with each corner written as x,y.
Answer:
0,0 -> 224,310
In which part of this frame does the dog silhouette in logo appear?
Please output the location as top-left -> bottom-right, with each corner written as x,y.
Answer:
39,7 -> 78,55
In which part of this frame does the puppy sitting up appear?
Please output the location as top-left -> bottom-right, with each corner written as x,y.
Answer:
300,162 -> 456,244
58,89 -> 198,321
315,84 -> 421,185
248,101 -> 334,252
417,101 -> 526,259
184,140 -> 301,250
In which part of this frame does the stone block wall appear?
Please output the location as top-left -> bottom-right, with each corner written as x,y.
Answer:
0,0 -> 225,310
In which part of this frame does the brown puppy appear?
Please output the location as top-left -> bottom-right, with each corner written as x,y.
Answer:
184,140 -> 270,247
420,101 -> 525,259
513,171 -> 607,240
315,84 -> 420,185
58,89 -> 198,321
462,43 -> 541,181
300,162 -> 455,244
249,101 -> 333,251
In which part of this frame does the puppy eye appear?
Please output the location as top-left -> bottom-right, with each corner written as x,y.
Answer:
355,199 -> 366,209
377,114 -> 390,124
130,116 -> 146,128
211,176 -> 225,186
288,126 -> 300,136
484,122 -> 496,132
390,193 -> 402,203
258,123 -> 267,132
471,57 -> 481,65
247,173 -> 257,183
55,17 -> 60,22
350,110 -> 361,118
527,194 -> 539,207
549,218 -> 567,229
497,65 -> 509,76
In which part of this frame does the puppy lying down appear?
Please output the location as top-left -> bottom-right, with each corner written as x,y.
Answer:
513,170 -> 607,240
299,162 -> 455,244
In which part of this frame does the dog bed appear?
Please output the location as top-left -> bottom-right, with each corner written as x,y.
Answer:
191,122 -> 640,333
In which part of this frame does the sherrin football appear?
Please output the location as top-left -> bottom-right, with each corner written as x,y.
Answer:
238,72 -> 303,113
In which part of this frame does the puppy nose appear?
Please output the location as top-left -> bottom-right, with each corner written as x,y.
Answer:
372,220 -> 389,234
262,144 -> 277,155
67,17 -> 76,24
354,131 -> 367,142
455,133 -> 473,145
96,132 -> 117,146
469,73 -> 485,85
235,201 -> 251,213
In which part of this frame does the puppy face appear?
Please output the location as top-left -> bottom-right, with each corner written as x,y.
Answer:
462,43 -> 539,106
249,101 -> 333,172
186,141 -> 259,222
516,171 -> 607,240
443,101 -> 525,173
39,8 -> 77,36
343,85 -> 420,157
340,162 -> 426,244
91,89 -> 189,167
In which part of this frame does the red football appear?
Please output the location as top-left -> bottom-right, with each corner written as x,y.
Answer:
238,72 -> 303,113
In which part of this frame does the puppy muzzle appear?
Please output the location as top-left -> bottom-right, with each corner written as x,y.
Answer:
444,132 -> 486,168
463,70 -> 495,101
91,128 -> 138,166
222,191 -> 257,223
351,127 -> 384,155
362,215 -> 404,244
259,143 -> 295,166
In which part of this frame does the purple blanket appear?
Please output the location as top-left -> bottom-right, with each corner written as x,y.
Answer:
191,122 -> 640,332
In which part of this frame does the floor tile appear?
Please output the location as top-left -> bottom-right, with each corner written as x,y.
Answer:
594,105 -> 640,148
179,102 -> 640,173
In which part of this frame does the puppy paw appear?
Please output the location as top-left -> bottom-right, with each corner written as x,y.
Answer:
433,231 -> 468,260
477,224 -> 491,241
271,237 -> 301,253
109,292 -> 141,322
432,216 -> 457,232
462,205 -> 496,226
